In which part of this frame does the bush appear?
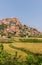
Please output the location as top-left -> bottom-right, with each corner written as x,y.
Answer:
0,49 -> 42,65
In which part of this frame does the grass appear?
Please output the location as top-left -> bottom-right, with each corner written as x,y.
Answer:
19,38 -> 42,43
9,44 -> 39,55
1,37 -> 42,65
12,42 -> 42,54
1,37 -> 42,60
3,44 -> 27,58
0,37 -> 42,43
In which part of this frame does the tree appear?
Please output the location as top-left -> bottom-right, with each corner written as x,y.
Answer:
0,23 -> 7,30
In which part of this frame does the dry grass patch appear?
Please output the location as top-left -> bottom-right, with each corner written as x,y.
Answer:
12,42 -> 42,54
3,44 -> 27,58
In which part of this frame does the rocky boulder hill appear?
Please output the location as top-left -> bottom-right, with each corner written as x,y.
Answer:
0,17 -> 41,38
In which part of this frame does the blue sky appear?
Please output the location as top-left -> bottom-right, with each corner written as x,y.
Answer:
0,0 -> 42,31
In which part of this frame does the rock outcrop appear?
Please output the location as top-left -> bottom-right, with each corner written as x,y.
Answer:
0,17 -> 41,38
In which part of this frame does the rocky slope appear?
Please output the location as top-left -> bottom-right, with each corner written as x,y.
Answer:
0,17 -> 41,38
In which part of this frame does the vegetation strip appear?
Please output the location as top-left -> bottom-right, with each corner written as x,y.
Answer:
19,38 -> 42,43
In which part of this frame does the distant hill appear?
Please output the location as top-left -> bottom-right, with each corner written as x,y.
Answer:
0,17 -> 42,38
